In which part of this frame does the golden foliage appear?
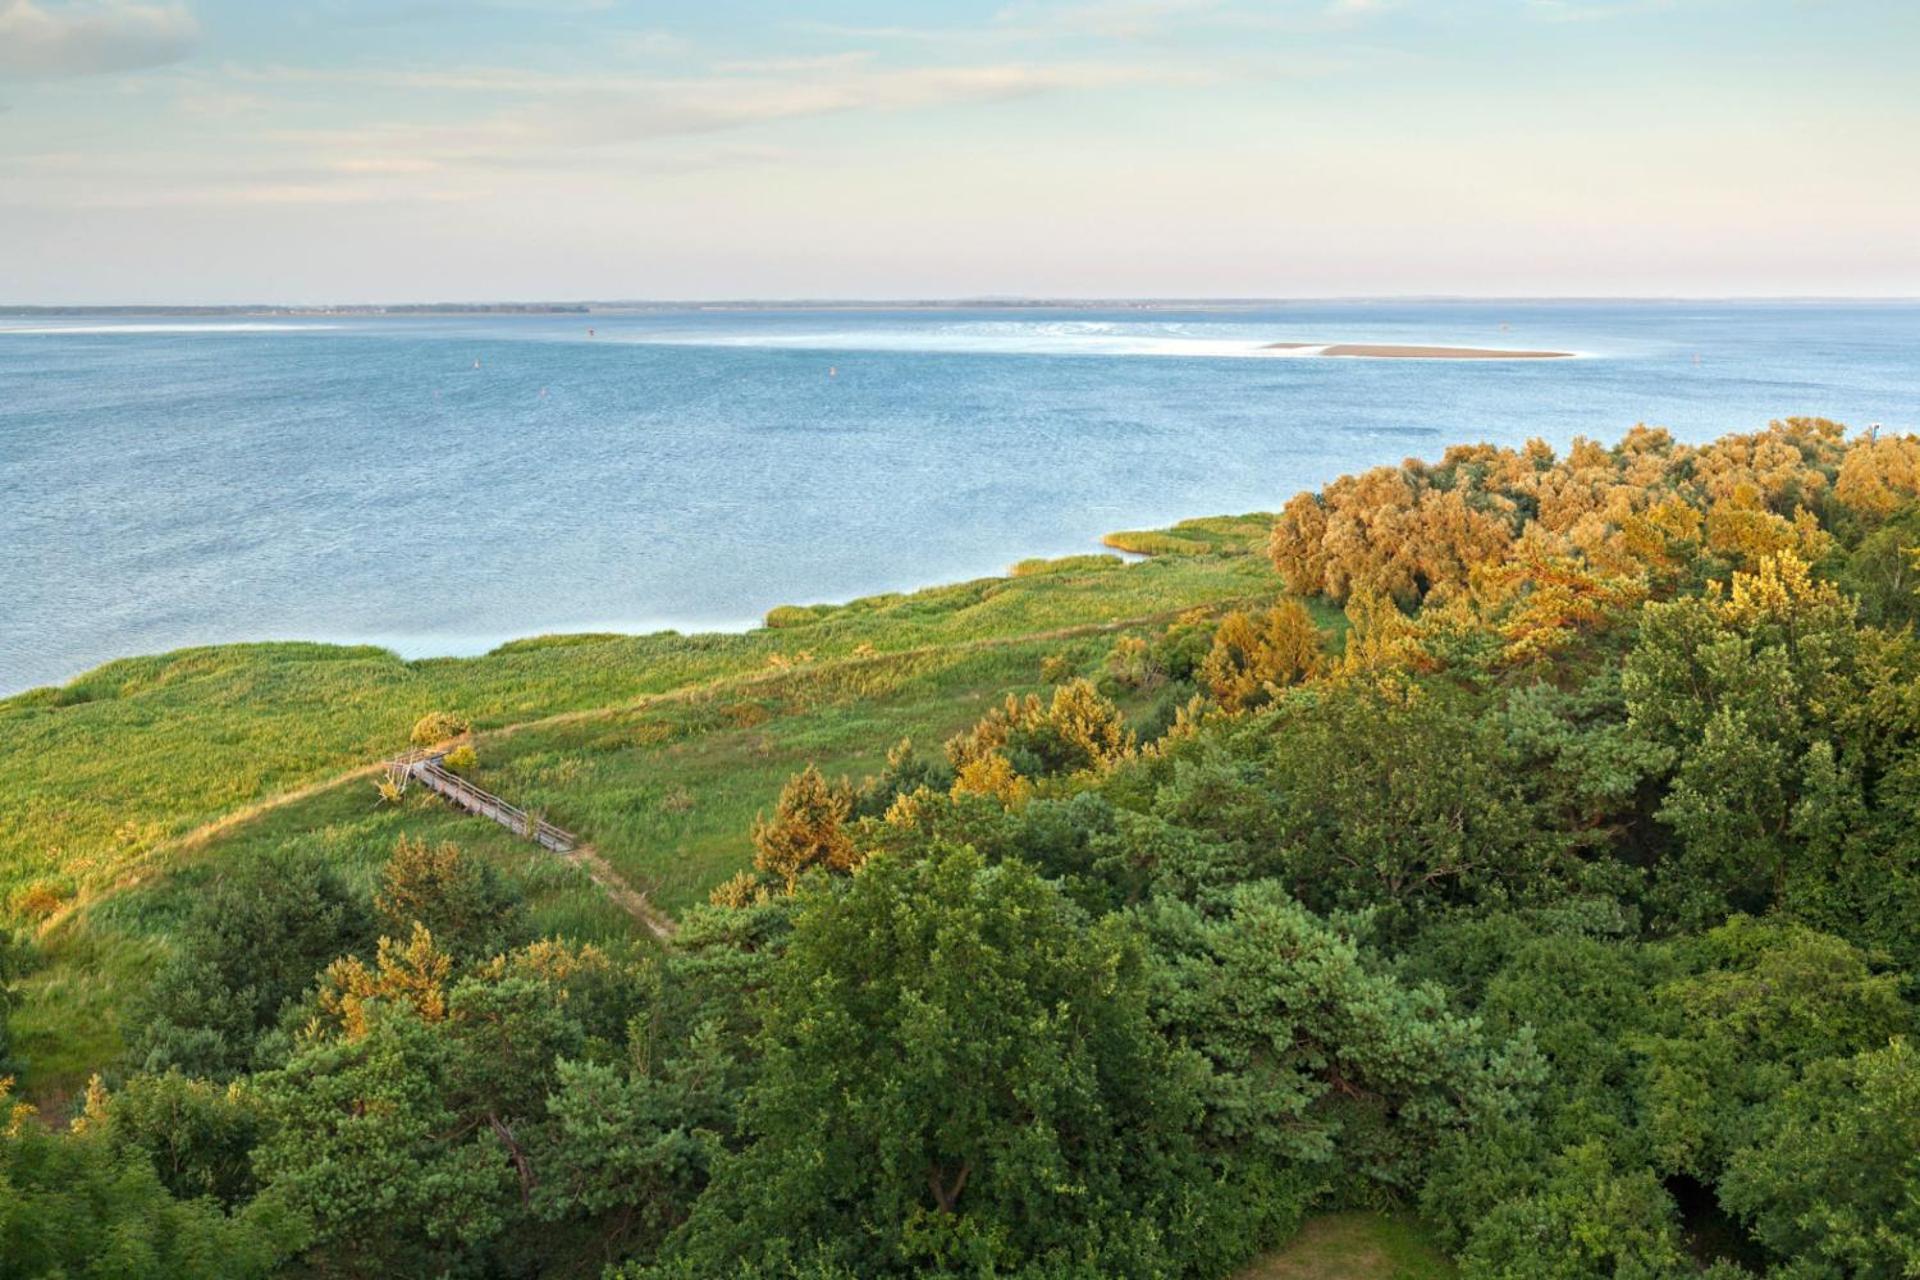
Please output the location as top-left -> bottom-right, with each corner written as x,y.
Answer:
1266,419 -> 1868,608
476,938 -> 610,986
1199,601 -> 1324,712
1478,553 -> 1648,666
1719,551 -> 1850,630
751,764 -> 859,889
1339,589 -> 1434,678
1834,433 -> 1920,523
409,711 -> 470,747
946,679 -> 1132,777
318,923 -> 453,1040
70,1074 -> 110,1136
1045,678 -> 1135,769
950,753 -> 1033,807
709,870 -> 772,909
881,784 -> 938,829
2,1078 -> 37,1138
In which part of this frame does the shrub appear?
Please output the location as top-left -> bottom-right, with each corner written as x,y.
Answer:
752,765 -> 858,889
441,744 -> 477,775
764,604 -> 827,629
409,711 -> 470,747
10,879 -> 68,923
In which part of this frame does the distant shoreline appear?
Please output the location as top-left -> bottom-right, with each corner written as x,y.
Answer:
4,297 -> 1915,318
1265,342 -> 1573,359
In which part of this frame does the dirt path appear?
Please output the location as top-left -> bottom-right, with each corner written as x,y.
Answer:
564,845 -> 677,941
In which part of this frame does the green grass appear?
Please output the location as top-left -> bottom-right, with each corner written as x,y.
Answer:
0,542 -> 1273,931
461,633 -> 1131,911
1104,513 -> 1277,558
1236,1214 -> 1456,1280
1009,553 -> 1126,577
3,517 -> 1296,1100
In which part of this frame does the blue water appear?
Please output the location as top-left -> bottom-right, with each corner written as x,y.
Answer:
3,301 -> 1918,695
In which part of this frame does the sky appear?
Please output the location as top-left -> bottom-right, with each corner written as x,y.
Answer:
1,0 -> 1916,303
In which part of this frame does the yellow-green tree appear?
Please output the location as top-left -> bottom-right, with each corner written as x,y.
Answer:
752,764 -> 858,889
1199,601 -> 1324,711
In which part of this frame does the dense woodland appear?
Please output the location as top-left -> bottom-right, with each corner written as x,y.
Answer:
5,417 -> 1920,1278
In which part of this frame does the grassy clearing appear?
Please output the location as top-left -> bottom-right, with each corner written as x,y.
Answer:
460,633 -> 1128,912
1236,1214 -> 1456,1280
5,627 -> 1148,1099
4,519 -> 1304,1100
1,544 -> 1273,931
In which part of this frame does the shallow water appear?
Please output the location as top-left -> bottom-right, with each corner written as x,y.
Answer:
3,300 -> 1917,695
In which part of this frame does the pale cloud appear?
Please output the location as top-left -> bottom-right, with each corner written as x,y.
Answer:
995,0 -> 1228,40
0,0 -> 197,77
234,56 -> 1204,151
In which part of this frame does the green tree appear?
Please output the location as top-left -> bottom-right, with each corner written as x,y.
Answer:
375,835 -> 528,962
0,1081 -> 300,1278
99,1070 -> 266,1208
1719,1037 -> 1920,1279
1258,680 -> 1569,929
668,844 -> 1205,1277
1623,553 -> 1920,942
128,850 -> 374,1080
1143,883 -> 1539,1199
1456,1142 -> 1691,1280
255,939 -> 650,1277
1640,917 -> 1912,1182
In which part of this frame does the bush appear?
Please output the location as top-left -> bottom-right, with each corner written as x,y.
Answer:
764,604 -> 828,629
441,744 -> 478,775
410,711 -> 470,747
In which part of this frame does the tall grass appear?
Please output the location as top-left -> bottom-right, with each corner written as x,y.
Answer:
1,539 -> 1273,928
2,517 -> 1292,1100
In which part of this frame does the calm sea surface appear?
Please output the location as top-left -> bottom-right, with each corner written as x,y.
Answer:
3,301 -> 1918,695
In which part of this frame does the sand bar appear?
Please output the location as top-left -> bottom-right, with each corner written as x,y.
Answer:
1265,342 -> 1572,359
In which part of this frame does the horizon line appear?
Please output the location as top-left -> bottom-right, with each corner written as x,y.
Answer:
7,294 -> 1920,314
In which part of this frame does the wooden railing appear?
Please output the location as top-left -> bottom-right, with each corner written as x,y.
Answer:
388,750 -> 577,853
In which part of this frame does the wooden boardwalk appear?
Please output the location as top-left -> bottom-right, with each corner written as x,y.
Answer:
388,749 -> 577,853
387,747 -> 676,941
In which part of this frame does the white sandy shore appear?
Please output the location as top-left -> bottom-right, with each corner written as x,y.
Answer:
1264,342 -> 1573,359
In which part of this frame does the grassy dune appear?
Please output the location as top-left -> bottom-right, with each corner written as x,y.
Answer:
3,519 -> 1305,1099
1,540 -> 1275,931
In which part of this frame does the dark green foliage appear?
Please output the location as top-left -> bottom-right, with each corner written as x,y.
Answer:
375,835 -> 530,963
101,1070 -> 266,1207
127,851 -> 375,1080
252,939 -> 661,1277
1255,682 -> 1572,930
1837,505 -> 1920,626
666,845 -> 1208,1278
252,1009 -> 518,1277
0,1087 -> 302,1278
15,425 -> 1920,1279
1640,917 -> 1913,1183
1455,1142 -> 1690,1280
1718,1037 -> 1920,1278
1622,562 -> 1920,955
1142,884 -> 1540,1198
